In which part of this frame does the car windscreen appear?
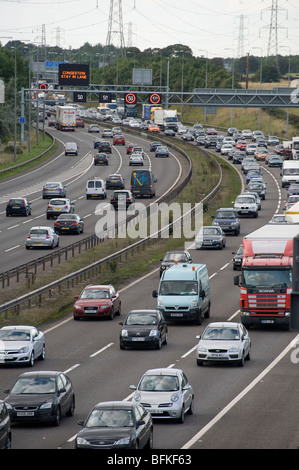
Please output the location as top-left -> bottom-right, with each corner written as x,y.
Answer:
0,330 -> 30,341
202,327 -> 240,341
126,313 -> 157,325
159,280 -> 198,295
80,289 -> 110,299
85,409 -> 134,428
11,377 -> 56,394
138,375 -> 179,392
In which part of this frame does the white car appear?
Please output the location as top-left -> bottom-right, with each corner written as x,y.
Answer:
0,325 -> 45,366
234,194 -> 258,218
46,198 -> 75,219
129,154 -> 144,166
130,368 -> 194,423
86,178 -> 107,199
26,226 -> 59,249
195,321 -> 251,367
221,144 -> 234,155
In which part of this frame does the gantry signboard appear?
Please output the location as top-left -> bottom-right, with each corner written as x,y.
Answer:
58,64 -> 90,86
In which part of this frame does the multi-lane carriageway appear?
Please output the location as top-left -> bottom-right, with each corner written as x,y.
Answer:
1,123 -> 299,451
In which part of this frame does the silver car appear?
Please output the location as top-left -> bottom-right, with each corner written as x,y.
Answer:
46,198 -> 75,219
195,226 -> 226,250
196,321 -> 251,367
130,368 -> 194,423
26,226 -> 59,249
42,182 -> 66,199
0,325 -> 45,366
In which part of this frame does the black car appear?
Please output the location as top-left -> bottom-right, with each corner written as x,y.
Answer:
94,153 -> 109,165
212,207 -> 240,235
164,128 -> 175,136
160,250 -> 192,277
54,213 -> 84,234
119,309 -> 168,350
4,371 -> 75,426
95,140 -> 112,153
204,136 -> 217,148
6,198 -> 31,217
0,401 -> 11,449
106,174 -> 125,189
232,245 -> 243,270
232,151 -> 245,164
75,401 -> 153,449
110,190 -> 135,210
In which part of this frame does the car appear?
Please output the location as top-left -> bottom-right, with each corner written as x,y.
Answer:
73,284 -> 121,320
227,127 -> 238,136
97,140 -> 112,153
159,250 -> 192,277
48,118 -> 56,127
86,178 -> 107,199
274,144 -> 285,156
130,368 -> 194,423
268,155 -> 283,167
76,118 -> 84,128
195,226 -> 226,249
132,146 -> 145,158
269,214 -> 288,224
232,151 -> 245,164
54,213 -> 84,234
113,134 -> 125,145
0,325 -> 45,366
26,226 -> 59,249
164,128 -> 175,136
6,198 -> 31,217
248,176 -> 266,190
119,309 -> 168,350
94,153 -> 109,165
101,128 -> 113,138
42,182 -> 66,199
246,169 -> 262,185
243,191 -> 262,210
285,195 -> 299,209
181,132 -> 194,141
287,183 -> 299,198
233,194 -> 258,217
106,174 -> 125,189
242,159 -> 261,174
110,190 -> 135,210
75,401 -> 153,449
212,207 -> 240,235
4,371 -> 75,426
232,245 -> 243,270
150,141 -> 162,152
245,143 -> 258,155
235,140 -> 247,151
126,143 -> 136,154
206,127 -> 217,135
0,401 -> 11,449
252,130 -> 265,141
112,126 -> 122,135
241,129 -> 253,139
204,136 -> 217,148
233,132 -> 243,142
46,198 -> 75,219
93,138 -> 102,149
148,124 -> 160,132
88,124 -> 100,133
267,135 -> 280,146
221,144 -> 234,155
155,146 -> 169,158
255,148 -> 268,161
129,154 -> 144,165
256,139 -> 268,148
195,321 -> 251,366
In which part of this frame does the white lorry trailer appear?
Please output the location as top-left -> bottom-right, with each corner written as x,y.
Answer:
56,105 -> 76,131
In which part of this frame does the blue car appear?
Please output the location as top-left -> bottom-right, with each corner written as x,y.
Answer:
246,169 -> 262,185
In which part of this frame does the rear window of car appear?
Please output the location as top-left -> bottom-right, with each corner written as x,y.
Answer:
8,199 -> 24,205
30,229 -> 49,235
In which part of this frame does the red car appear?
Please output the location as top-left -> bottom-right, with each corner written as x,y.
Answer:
113,134 -> 125,145
73,284 -> 121,320
76,119 -> 85,128
205,128 -> 217,135
236,140 -> 247,150
126,143 -> 135,154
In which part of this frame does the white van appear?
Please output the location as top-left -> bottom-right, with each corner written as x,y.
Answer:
86,178 -> 107,199
281,161 -> 299,188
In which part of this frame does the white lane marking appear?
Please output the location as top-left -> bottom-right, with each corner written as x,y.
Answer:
181,333 -> 299,449
64,364 -> 81,374
89,342 -> 114,358
5,245 -> 20,252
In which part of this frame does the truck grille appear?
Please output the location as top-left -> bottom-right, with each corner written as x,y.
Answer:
248,293 -> 286,310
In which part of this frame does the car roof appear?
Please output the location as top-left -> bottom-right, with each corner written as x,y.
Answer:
128,309 -> 159,315
17,371 -> 61,379
29,226 -> 53,230
142,368 -> 182,376
83,284 -> 112,289
204,322 -> 240,328
1,325 -> 36,331
93,401 -> 134,410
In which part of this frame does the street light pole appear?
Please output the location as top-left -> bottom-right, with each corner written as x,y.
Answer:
225,48 -> 234,127
280,46 -> 291,138
252,47 -> 263,130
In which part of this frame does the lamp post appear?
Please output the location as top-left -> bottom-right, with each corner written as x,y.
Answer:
225,48 -> 235,127
198,49 -> 208,123
252,47 -> 263,130
280,46 -> 291,138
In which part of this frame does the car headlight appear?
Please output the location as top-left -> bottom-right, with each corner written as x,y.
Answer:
115,437 -> 131,445
40,402 -> 53,409
134,392 -> 141,402
171,392 -> 180,403
99,305 -> 108,310
191,300 -> 198,307
121,329 -> 128,337
5,403 -> 12,410
212,221 -> 219,226
157,300 -> 163,307
229,347 -> 239,353
19,347 -> 29,354
198,346 -> 207,353
76,437 -> 90,447
149,330 -> 158,336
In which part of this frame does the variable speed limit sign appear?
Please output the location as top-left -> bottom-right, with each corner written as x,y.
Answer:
124,93 -> 137,104
149,93 -> 162,104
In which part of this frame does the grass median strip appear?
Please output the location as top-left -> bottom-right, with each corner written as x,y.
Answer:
0,145 -> 241,326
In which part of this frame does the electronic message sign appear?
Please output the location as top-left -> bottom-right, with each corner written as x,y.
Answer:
58,64 -> 90,86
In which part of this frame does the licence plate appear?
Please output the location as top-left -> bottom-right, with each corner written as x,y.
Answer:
261,320 -> 274,324
13,206 -> 20,209
171,313 -> 183,317
54,208 -> 60,210
62,227 -> 69,230
132,337 -> 145,341
17,412 -> 34,416
34,242 -> 43,245
86,309 -> 97,313
211,353 -> 224,357
241,210 -> 248,213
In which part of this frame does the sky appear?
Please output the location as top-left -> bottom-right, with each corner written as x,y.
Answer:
0,0 -> 298,58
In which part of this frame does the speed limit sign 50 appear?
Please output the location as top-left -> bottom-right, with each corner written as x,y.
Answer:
124,93 -> 137,104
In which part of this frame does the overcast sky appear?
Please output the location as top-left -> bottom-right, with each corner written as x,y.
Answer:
0,0 -> 298,58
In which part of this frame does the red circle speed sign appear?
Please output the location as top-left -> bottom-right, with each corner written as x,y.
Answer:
125,93 -> 137,104
149,93 -> 161,104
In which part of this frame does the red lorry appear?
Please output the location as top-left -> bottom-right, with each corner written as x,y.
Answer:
234,224 -> 299,328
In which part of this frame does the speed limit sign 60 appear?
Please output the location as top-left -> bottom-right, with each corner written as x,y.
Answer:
124,93 -> 137,104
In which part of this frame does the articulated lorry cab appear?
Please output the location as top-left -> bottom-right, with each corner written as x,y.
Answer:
234,224 -> 299,328
153,263 -> 210,324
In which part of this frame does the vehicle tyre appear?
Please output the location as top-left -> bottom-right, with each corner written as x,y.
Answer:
204,303 -> 210,319
28,352 -> 35,367
197,359 -> 204,366
177,405 -> 185,423
46,214 -> 50,220
144,429 -> 153,449
238,353 -> 245,367
156,336 -> 162,350
109,310 -> 114,320
39,344 -> 46,360
53,407 -> 61,426
196,313 -> 202,325
116,303 -> 121,316
66,396 -> 75,417
187,397 -> 194,415
163,332 -> 168,345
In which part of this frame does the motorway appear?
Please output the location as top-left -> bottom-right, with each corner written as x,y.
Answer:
1,123 -> 299,451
